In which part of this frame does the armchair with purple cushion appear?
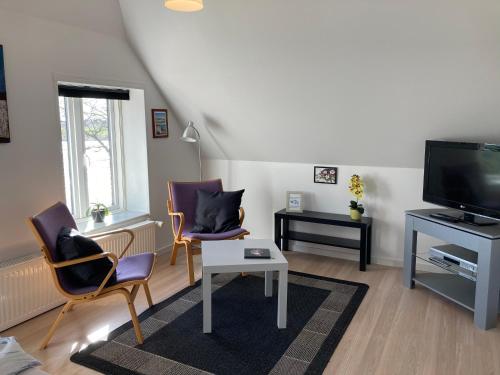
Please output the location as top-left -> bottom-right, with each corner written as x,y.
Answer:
167,179 -> 250,285
27,202 -> 156,349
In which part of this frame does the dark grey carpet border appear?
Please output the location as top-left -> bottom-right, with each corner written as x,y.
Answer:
71,271 -> 369,375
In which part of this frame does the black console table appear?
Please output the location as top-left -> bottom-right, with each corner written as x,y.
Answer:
274,209 -> 373,271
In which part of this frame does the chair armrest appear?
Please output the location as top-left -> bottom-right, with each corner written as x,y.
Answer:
87,229 -> 135,259
239,207 -> 245,226
167,204 -> 185,240
51,252 -> 119,298
51,251 -> 118,269
47,252 -> 118,297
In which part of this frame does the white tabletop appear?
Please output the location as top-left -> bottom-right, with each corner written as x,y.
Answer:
202,239 -> 288,272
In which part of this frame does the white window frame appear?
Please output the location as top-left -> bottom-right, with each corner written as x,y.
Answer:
60,96 -> 125,219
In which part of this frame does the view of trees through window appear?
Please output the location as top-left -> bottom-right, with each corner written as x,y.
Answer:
59,96 -> 120,218
82,98 -> 115,208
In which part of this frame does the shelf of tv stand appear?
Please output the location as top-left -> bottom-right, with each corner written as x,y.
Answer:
414,272 -> 476,312
286,231 -> 361,250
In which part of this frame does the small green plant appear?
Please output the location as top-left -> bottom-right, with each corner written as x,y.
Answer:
349,200 -> 365,214
86,203 -> 110,223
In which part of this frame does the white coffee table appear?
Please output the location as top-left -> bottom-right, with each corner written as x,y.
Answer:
202,239 -> 288,333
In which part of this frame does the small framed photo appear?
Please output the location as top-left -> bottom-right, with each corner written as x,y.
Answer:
314,166 -> 338,184
286,191 -> 304,213
152,109 -> 168,138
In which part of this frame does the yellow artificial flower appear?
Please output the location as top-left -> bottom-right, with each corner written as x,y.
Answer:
349,175 -> 364,200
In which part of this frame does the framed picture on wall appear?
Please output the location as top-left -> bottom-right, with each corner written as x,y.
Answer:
286,191 -> 304,213
314,166 -> 338,184
0,45 -> 10,143
152,109 -> 168,138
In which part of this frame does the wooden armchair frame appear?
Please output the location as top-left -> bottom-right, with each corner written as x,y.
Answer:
167,181 -> 250,286
27,219 -> 157,350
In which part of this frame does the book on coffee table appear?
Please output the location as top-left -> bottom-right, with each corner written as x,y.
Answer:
244,248 -> 271,259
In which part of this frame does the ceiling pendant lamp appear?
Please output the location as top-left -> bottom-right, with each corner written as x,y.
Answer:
164,0 -> 203,12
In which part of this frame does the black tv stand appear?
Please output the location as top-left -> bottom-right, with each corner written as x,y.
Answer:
462,213 -> 498,226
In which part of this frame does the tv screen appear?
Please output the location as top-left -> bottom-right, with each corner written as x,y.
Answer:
423,141 -> 500,220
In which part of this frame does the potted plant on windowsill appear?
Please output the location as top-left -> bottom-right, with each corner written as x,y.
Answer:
348,174 -> 365,221
87,203 -> 110,223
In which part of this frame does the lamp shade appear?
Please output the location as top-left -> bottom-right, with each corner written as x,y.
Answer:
164,0 -> 203,12
181,121 -> 200,143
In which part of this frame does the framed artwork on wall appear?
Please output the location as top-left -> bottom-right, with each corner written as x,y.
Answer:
152,109 -> 168,138
286,191 -> 304,213
0,45 -> 10,143
314,166 -> 337,184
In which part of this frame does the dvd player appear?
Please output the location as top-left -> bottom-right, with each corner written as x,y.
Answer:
429,244 -> 477,281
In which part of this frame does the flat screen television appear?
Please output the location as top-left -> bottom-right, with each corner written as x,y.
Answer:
423,140 -> 500,225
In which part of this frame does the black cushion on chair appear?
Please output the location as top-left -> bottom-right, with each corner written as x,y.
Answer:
56,227 -> 117,287
191,189 -> 245,233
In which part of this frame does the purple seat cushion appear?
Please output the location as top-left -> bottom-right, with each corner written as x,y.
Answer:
61,253 -> 155,295
115,253 -> 155,283
60,283 -> 98,296
182,227 -> 248,241
32,202 -> 81,293
170,179 -> 223,231
32,202 -> 78,262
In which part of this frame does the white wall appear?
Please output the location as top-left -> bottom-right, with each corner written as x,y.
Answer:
121,89 -> 150,213
0,0 -> 126,39
119,0 -> 500,168
205,159 -> 438,266
0,4 -> 198,261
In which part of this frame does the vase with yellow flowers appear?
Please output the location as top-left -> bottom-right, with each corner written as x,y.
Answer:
348,174 -> 365,221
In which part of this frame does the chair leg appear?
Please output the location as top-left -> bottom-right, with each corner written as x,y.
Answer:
143,283 -> 153,308
239,237 -> 247,277
130,284 -> 140,302
185,242 -> 195,286
121,289 -> 144,345
170,242 -> 180,265
40,301 -> 73,350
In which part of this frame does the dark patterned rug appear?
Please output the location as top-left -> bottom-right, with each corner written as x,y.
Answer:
71,271 -> 368,375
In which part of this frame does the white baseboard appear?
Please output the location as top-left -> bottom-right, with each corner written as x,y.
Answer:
157,243 -> 172,254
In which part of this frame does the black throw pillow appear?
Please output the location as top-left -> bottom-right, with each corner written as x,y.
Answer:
191,189 -> 244,233
56,227 -> 117,287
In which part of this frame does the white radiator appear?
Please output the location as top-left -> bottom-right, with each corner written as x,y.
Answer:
0,220 -> 156,332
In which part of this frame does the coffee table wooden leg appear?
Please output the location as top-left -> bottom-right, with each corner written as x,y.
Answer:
265,271 -> 273,297
203,270 -> 212,333
277,269 -> 287,329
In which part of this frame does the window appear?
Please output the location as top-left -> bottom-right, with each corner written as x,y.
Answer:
59,96 -> 124,219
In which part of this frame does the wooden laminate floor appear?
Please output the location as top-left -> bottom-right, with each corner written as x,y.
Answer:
4,251 -> 500,375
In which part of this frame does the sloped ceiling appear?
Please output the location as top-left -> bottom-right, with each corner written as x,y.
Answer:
119,0 -> 500,167
0,0 -> 125,39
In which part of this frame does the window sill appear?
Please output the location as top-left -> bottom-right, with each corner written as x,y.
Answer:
77,211 -> 150,235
